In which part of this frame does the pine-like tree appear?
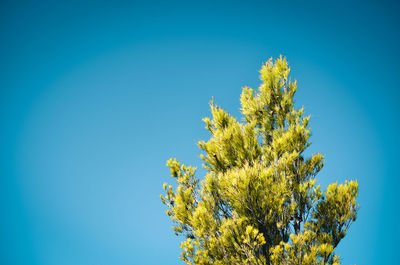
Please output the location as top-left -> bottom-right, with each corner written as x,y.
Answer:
161,56 -> 358,265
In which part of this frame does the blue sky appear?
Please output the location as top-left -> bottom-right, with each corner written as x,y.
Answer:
1,0 -> 399,264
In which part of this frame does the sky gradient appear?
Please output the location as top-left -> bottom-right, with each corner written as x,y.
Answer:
1,1 -> 399,264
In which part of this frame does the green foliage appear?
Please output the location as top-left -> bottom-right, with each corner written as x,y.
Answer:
161,56 -> 358,265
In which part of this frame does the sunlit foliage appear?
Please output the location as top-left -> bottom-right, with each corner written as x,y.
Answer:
161,56 -> 358,264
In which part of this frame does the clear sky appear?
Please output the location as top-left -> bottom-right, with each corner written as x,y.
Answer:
1,0 -> 399,264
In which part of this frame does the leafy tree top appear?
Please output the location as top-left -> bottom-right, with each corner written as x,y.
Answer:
161,56 -> 358,265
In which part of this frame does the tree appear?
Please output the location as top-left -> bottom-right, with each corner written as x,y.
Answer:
161,56 -> 358,265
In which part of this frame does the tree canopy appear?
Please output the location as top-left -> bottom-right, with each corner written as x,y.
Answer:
161,56 -> 358,265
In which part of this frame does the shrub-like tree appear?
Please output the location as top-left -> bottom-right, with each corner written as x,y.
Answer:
161,56 -> 358,265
